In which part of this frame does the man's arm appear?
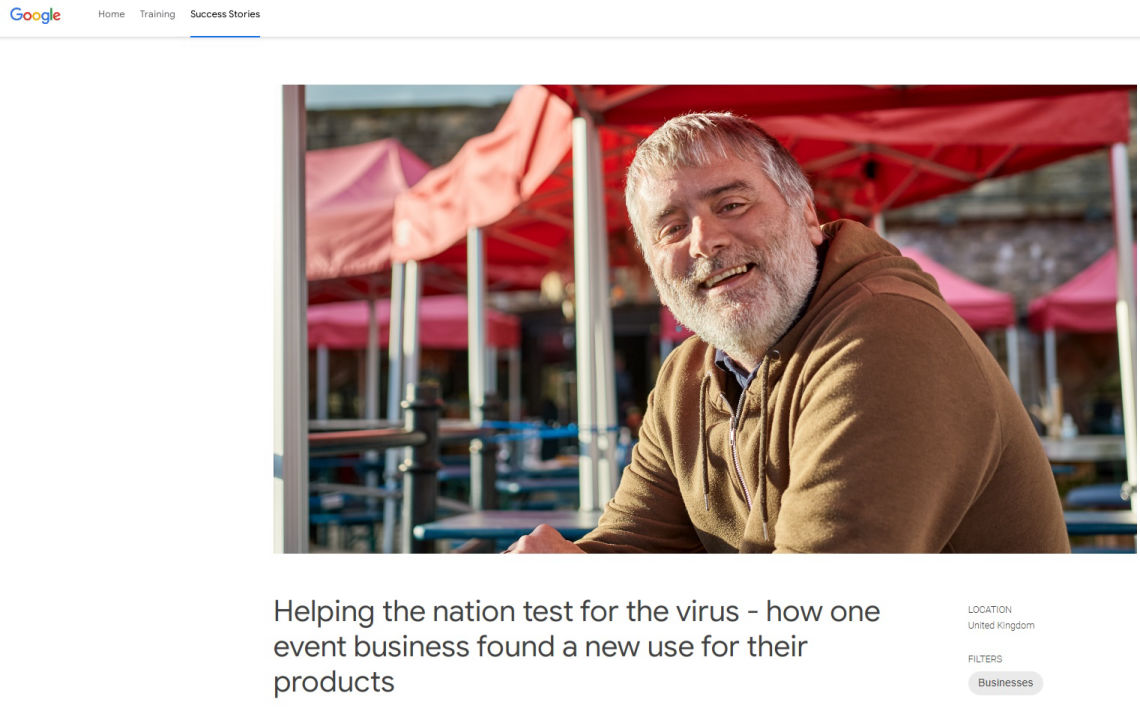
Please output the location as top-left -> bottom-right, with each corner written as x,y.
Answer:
505,346 -> 707,554
506,407 -> 705,553
572,353 -> 707,553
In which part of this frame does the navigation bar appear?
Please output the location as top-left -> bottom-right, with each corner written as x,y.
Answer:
4,1 -> 1139,38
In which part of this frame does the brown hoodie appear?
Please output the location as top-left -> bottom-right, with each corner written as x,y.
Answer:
577,220 -> 1070,553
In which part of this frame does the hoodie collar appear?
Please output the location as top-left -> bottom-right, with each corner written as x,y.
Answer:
770,219 -> 918,358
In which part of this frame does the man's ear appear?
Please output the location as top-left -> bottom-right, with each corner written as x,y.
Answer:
801,200 -> 824,247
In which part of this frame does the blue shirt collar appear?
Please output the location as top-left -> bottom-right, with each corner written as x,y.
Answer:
714,349 -> 761,391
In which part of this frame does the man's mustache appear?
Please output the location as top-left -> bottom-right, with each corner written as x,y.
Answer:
682,250 -> 767,287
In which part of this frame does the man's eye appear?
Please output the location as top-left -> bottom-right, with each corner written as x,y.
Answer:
719,202 -> 744,213
658,223 -> 686,242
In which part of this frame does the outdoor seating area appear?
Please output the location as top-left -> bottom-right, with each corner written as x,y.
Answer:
278,84 -> 1136,555
305,409 -> 627,552
1047,434 -> 1135,551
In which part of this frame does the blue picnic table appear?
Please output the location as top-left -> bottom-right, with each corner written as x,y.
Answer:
414,509 -> 603,542
1063,510 -> 1137,537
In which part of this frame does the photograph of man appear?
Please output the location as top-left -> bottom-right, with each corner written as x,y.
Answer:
508,112 -> 1070,554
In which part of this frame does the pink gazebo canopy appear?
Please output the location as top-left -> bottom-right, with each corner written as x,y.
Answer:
392,85 -> 577,281
307,295 -> 520,351
1028,249 -> 1122,333
306,138 -> 432,303
900,248 -> 1016,331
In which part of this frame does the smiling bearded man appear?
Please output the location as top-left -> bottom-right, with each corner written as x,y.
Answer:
648,187 -> 820,371
506,111 -> 1069,554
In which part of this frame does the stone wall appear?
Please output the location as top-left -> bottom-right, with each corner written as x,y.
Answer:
886,219 -> 1117,313
307,104 -> 509,167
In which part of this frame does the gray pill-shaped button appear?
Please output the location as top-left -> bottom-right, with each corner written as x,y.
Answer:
969,672 -> 1043,695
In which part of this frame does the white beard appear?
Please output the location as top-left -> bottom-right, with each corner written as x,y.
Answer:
653,217 -> 819,368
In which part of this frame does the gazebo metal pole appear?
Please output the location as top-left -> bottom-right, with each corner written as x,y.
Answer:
1004,326 -> 1021,401
315,344 -> 329,420
507,347 -> 522,423
468,227 -> 487,426
280,85 -> 309,553
871,211 -> 886,237
403,260 -> 422,387
398,260 -> 423,549
388,264 -> 407,410
587,117 -> 618,501
1109,142 -> 1136,498
1117,308 -> 1135,509
487,347 -> 498,395
572,116 -> 600,511
365,298 -> 379,420
468,226 -> 496,511
1044,328 -> 1059,411
383,262 -> 406,553
364,297 -> 381,540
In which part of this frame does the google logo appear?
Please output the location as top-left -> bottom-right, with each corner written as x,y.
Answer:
10,7 -> 61,23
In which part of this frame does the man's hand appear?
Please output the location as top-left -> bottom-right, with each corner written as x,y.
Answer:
504,524 -> 585,554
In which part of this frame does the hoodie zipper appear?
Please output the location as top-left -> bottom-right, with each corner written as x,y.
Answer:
728,389 -> 753,510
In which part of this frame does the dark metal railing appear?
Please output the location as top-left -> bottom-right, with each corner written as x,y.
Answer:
306,382 -> 500,553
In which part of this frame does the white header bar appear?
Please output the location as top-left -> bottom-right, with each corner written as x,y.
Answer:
3,2 -> 1140,38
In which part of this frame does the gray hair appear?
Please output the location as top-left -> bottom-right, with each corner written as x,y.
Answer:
624,112 -> 814,245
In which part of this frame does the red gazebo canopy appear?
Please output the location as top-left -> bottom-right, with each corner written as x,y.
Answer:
393,86 -> 1131,277
545,85 -> 1126,126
